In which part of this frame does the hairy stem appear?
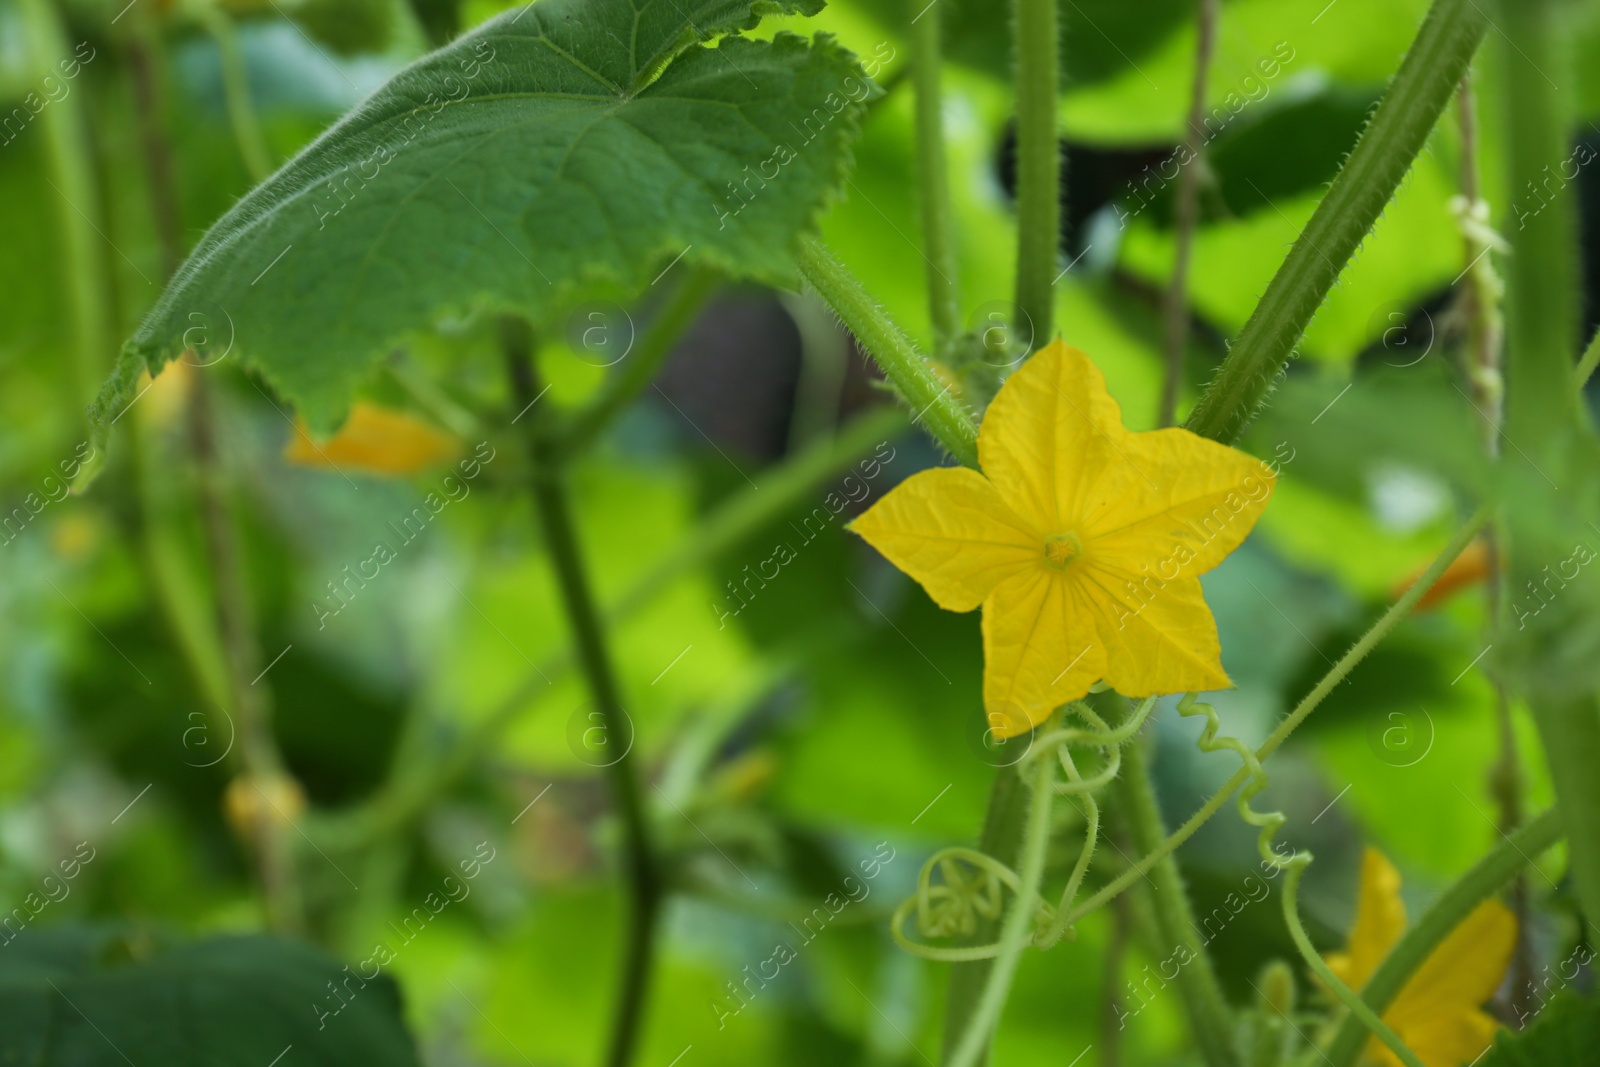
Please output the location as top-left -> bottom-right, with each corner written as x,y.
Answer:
1184,0 -> 1488,444
1011,0 -> 1060,343
911,0 -> 961,351
798,238 -> 980,467
1325,808 -> 1564,1066
1281,864 -> 1423,1067
1158,0 -> 1219,428
1454,69 -> 1534,1020
1111,728 -> 1238,1067
504,320 -> 661,1067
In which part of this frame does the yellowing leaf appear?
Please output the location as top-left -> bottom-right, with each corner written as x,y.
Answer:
284,401 -> 462,476
850,340 -> 1272,736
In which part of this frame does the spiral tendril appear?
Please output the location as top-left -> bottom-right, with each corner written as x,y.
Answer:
890,696 -> 1155,961
1175,693 -> 1425,1067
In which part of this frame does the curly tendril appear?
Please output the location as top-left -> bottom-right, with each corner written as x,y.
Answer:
890,696 -> 1156,962
1176,693 -> 1426,1067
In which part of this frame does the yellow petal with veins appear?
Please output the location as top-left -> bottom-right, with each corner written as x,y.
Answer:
1076,569 -> 1230,697
978,341 -> 1128,532
1081,426 -> 1273,580
981,569 -> 1105,737
851,467 -> 1042,613
849,339 -> 1270,737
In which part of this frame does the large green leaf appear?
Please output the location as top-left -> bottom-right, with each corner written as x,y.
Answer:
0,930 -> 422,1065
91,0 -> 867,435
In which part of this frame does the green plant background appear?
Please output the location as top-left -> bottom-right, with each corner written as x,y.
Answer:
0,0 -> 1593,1063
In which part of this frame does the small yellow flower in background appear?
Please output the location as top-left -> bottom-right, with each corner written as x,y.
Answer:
850,340 -> 1272,737
284,400 -> 462,476
1325,848 -> 1515,1067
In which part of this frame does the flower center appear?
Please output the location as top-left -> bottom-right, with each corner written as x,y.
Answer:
1043,532 -> 1081,570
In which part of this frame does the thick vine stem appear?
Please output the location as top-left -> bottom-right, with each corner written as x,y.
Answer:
911,0 -> 961,351
1011,0 -> 1060,343
1324,807 -> 1563,1067
1184,0 -> 1488,445
1496,0 -> 1600,939
504,320 -> 662,1067
797,238 -> 980,467
1111,713 -> 1239,1067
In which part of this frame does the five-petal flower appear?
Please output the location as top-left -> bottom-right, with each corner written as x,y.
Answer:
850,340 -> 1272,737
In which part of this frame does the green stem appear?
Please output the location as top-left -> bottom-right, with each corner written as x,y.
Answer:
197,6 -> 273,184
17,0 -> 111,413
797,238 -> 980,467
910,0 -> 961,351
126,12 -> 303,932
1158,0 -> 1218,428
1111,726 -> 1238,1067
561,268 -> 719,456
1325,808 -> 1564,1066
504,320 -> 661,1067
310,405 -> 907,850
1065,508 -> 1489,924
1011,0 -> 1059,343
1184,0 -> 1488,445
938,760 -> 1028,1064
1575,324 -> 1600,387
1494,0 -> 1600,939
1280,864 -> 1423,1067
944,744 -> 1056,1067
1498,0 -> 1580,445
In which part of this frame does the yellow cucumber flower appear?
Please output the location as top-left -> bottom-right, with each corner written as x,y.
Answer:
850,340 -> 1272,737
285,400 -> 462,475
1325,848 -> 1516,1067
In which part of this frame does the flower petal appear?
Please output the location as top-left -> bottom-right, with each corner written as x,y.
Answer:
1373,1009 -> 1499,1067
978,340 -> 1128,533
981,569 -> 1106,737
1075,569 -> 1230,696
851,467 -> 1042,613
1388,898 -> 1516,1030
1328,848 -> 1408,992
1081,426 -> 1273,580
285,401 -> 462,475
